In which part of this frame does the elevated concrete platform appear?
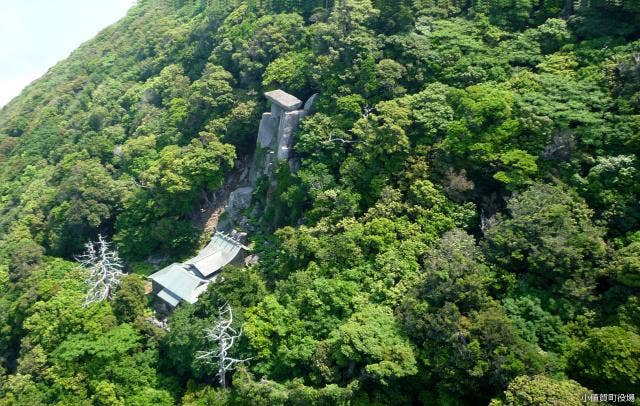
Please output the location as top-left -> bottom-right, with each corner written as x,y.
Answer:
265,89 -> 303,111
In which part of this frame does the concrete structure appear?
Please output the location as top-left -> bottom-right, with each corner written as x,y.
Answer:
250,90 -> 318,184
148,232 -> 247,308
265,89 -> 303,111
186,232 -> 247,278
150,264 -> 208,307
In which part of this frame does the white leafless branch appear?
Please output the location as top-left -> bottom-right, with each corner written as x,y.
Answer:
480,210 -> 497,236
196,303 -> 252,388
362,105 -> 374,118
322,133 -> 361,145
130,177 -> 151,190
75,234 -> 125,307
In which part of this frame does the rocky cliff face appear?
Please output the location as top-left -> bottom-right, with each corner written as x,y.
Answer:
216,90 -> 317,232
250,90 -> 317,182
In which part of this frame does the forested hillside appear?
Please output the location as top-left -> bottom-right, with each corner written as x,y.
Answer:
1,0 -> 640,404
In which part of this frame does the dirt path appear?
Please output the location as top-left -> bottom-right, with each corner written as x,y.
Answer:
191,155 -> 252,234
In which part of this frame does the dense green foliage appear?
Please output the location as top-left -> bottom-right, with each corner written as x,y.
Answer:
1,0 -> 640,404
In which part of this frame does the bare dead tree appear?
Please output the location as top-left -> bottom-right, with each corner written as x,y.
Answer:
362,105 -> 375,118
75,234 -> 125,307
196,303 -> 251,388
322,133 -> 361,144
319,105 -> 376,146
480,209 -> 497,236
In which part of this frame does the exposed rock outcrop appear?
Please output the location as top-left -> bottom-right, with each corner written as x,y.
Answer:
217,90 -> 316,232
251,90 -> 317,182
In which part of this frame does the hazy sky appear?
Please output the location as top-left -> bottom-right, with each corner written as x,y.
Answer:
0,0 -> 136,107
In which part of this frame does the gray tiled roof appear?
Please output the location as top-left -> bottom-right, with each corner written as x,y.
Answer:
149,263 -> 206,303
148,232 -> 247,307
157,288 -> 181,307
186,232 -> 245,278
